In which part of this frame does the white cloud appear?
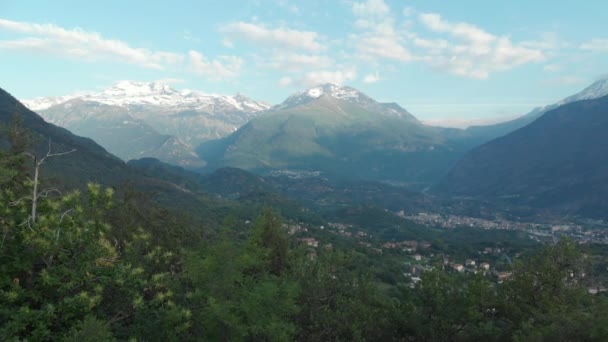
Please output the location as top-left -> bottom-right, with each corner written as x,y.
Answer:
352,0 -> 390,17
0,18 -> 183,69
357,35 -> 412,61
284,68 -> 357,88
302,68 -> 357,86
403,7 -> 414,17
276,0 -> 299,14
350,6 -> 547,79
188,51 -> 243,79
419,13 -> 495,45
268,53 -> 333,72
412,36 -> 449,50
351,0 -> 413,62
521,32 -> 566,51
415,12 -> 545,79
183,29 -> 200,43
278,76 -> 293,87
222,38 -> 234,48
580,38 -> 608,52
0,18 -> 243,79
363,72 -> 381,83
219,22 -> 324,51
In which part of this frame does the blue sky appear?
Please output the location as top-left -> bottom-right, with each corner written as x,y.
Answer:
1,0 -> 608,126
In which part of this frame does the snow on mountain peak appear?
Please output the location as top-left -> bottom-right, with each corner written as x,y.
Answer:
558,77 -> 608,105
273,83 -> 420,122
277,83 -> 370,109
22,81 -> 270,114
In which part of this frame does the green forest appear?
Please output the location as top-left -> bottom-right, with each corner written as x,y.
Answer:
1,124 -> 608,341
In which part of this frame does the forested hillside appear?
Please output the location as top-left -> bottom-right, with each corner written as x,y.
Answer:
1,124 -> 608,341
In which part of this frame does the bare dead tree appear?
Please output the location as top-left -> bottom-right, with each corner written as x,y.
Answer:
22,139 -> 76,224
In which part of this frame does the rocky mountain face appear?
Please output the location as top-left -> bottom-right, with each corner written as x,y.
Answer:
23,81 -> 269,167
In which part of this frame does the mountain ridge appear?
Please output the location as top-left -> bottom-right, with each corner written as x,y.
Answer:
438,94 -> 608,218
23,80 -> 270,113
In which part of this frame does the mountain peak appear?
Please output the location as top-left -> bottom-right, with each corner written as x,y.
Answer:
273,84 -> 419,122
276,83 -> 372,110
561,77 -> 608,104
23,81 -> 270,113
304,83 -> 360,99
103,80 -> 177,98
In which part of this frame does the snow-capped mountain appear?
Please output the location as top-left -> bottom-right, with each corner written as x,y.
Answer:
561,77 -> 608,104
24,81 -> 270,113
276,83 -> 375,109
275,83 -> 419,122
23,94 -> 83,112
22,81 -> 270,169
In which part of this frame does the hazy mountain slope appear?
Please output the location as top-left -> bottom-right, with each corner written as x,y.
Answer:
465,77 -> 608,141
39,99 -> 203,167
0,86 -> 223,216
25,81 -> 269,168
0,87 -> 134,188
197,84 -> 467,184
438,95 -> 608,218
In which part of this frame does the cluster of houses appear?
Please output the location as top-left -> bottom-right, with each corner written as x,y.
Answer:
296,237 -> 335,260
403,252 -> 514,287
284,222 -> 309,235
448,259 -> 491,273
382,240 -> 431,252
327,222 -> 357,237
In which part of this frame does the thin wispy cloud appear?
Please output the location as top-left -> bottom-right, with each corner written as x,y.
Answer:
0,18 -> 242,79
411,10 -> 545,79
0,18 -> 182,69
346,0 -> 545,79
266,53 -> 333,72
219,22 -> 325,52
363,72 -> 381,83
188,51 -> 243,78
580,38 -> 608,52
278,68 -> 357,87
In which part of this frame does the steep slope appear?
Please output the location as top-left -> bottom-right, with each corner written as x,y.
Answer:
438,95 -> 608,218
0,86 -> 212,210
198,84 -> 466,184
0,88 -> 132,188
24,81 -> 269,168
465,77 -> 608,141
40,100 -> 203,167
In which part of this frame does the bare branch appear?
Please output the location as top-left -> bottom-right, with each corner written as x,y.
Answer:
37,188 -> 62,199
36,139 -> 76,166
9,196 -> 32,206
59,208 -> 74,223
55,208 -> 75,242
22,152 -> 36,160
18,217 -> 34,232
0,229 -> 7,250
38,149 -> 76,166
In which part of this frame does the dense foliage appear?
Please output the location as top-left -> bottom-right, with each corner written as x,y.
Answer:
1,144 -> 608,341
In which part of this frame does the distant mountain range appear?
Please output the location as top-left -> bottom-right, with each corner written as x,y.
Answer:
22,78 -> 608,190
23,81 -> 269,167
438,92 -> 608,219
